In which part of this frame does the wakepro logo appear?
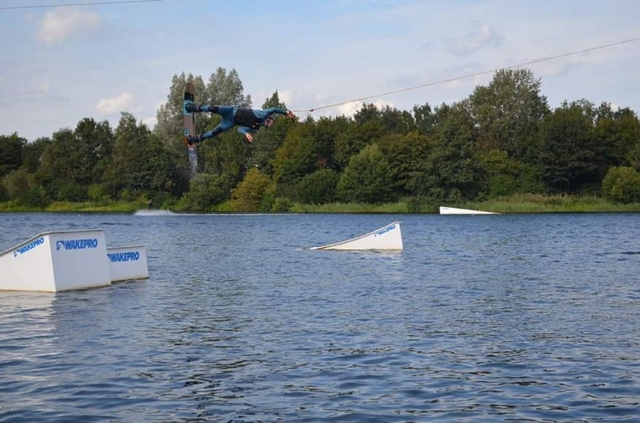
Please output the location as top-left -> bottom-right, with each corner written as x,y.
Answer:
13,237 -> 45,257
107,251 -> 140,263
56,238 -> 99,251
375,224 -> 396,236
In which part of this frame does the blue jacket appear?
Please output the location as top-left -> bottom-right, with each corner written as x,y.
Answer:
237,107 -> 288,135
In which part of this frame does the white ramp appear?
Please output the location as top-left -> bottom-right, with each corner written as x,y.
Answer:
0,230 -> 111,292
107,246 -> 149,282
440,206 -> 499,215
0,230 -> 149,293
311,221 -> 403,251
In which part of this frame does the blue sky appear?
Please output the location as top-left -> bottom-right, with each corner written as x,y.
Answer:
1,0 -> 639,141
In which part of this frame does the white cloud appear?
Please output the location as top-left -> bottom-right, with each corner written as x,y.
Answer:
96,93 -> 134,115
142,116 -> 157,129
37,7 -> 103,44
444,23 -> 504,56
338,99 -> 395,117
338,102 -> 360,117
278,90 -> 293,105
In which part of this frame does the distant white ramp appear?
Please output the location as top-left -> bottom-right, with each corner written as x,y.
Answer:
311,221 -> 403,251
439,206 -> 499,215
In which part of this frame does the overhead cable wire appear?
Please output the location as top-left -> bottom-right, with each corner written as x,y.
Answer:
293,35 -> 640,114
0,0 -> 162,10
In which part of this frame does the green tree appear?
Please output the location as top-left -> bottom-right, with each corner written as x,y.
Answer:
413,102 -> 451,137
201,131 -> 252,189
231,167 -> 273,212
37,128 -> 88,200
353,103 -> 416,134
377,131 -> 434,196
204,67 -> 252,107
249,121 -> 290,175
21,137 -> 51,173
629,142 -> 640,172
310,115 -> 349,171
337,143 -> 395,204
595,104 -> 640,171
2,168 -> 31,202
479,149 -> 522,196
184,173 -> 231,210
154,72 -> 207,147
379,105 -> 416,134
413,103 -> 435,136
2,168 -> 49,207
35,119 -> 113,201
272,123 -> 317,185
247,90 -> 294,174
334,120 -> 385,170
73,118 -> 114,184
353,103 -> 380,124
105,112 -> 187,199
0,133 -> 27,177
261,90 -> 286,110
469,68 -> 548,160
296,168 -> 340,204
538,101 -> 599,193
417,102 -> 487,203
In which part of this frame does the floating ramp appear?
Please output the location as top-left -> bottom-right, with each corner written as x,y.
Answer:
0,229 -> 148,293
439,206 -> 499,215
311,221 -> 403,251
107,245 -> 149,283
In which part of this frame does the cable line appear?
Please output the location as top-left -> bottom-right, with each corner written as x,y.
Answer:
293,35 -> 640,114
0,0 -> 162,10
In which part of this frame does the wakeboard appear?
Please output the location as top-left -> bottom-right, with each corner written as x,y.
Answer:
183,82 -> 198,177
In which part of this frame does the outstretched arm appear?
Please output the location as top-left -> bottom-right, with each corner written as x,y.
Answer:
237,126 -> 256,143
259,108 -> 296,119
262,107 -> 287,115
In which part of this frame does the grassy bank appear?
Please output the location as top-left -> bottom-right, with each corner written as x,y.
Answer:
0,194 -> 639,214
0,200 -> 147,213
292,194 -> 640,214
464,194 -> 640,213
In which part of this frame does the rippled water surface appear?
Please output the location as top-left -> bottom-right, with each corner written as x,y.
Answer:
0,212 -> 639,422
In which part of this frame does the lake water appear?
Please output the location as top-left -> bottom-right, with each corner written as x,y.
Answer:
0,212 -> 638,422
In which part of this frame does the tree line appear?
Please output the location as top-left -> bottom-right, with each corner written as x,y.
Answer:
1,67 -> 640,211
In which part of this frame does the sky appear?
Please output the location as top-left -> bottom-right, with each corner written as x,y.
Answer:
1,0 -> 639,142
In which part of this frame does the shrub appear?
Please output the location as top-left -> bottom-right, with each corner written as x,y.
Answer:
602,166 -> 640,203
231,168 -> 273,212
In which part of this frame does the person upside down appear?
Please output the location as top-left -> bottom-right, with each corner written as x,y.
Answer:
184,101 -> 296,145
